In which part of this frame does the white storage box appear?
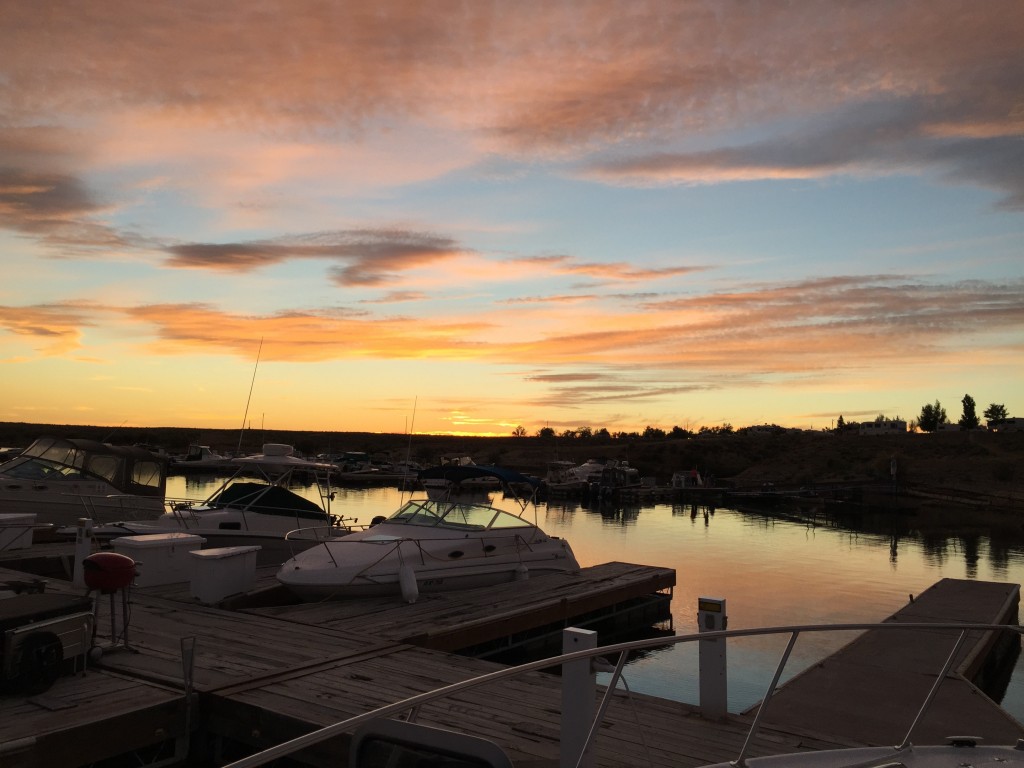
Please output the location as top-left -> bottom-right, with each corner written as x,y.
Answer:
112,533 -> 206,587
189,545 -> 261,604
0,513 -> 36,551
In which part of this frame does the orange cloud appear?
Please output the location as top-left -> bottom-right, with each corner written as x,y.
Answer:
4,275 -> 1019,379
0,303 -> 97,356
513,255 -> 707,283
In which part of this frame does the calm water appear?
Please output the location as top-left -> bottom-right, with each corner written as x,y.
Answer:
167,476 -> 1024,721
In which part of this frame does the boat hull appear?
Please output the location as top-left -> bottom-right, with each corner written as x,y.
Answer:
0,485 -> 164,527
278,551 -> 577,600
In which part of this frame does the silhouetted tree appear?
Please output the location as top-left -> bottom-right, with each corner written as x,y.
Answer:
984,403 -> 1008,424
594,427 -> 611,441
536,426 -> 555,439
835,415 -> 846,433
576,426 -> 593,439
918,400 -> 948,432
959,394 -> 980,430
512,426 -> 527,437
642,425 -> 666,439
669,425 -> 692,438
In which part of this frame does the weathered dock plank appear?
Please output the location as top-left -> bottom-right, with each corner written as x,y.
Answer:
0,669 -> 186,768
207,643 -> 856,768
750,578 -> 1024,746
90,593 -> 405,691
243,561 -> 675,651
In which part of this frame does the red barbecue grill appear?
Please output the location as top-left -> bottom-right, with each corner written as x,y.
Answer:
82,552 -> 136,653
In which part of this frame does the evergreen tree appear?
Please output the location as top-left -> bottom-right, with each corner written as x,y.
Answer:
959,394 -> 979,429
918,400 -> 948,432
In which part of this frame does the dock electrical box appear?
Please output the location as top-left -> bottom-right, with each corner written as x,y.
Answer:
0,593 -> 94,694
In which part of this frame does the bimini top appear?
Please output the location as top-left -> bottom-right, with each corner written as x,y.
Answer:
0,436 -> 168,497
417,464 -> 539,488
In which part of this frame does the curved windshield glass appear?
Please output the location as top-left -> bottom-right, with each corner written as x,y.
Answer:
386,500 -> 522,530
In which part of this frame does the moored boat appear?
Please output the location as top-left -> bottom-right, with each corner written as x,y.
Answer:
92,443 -> 357,564
0,437 -> 167,526
276,465 -> 579,601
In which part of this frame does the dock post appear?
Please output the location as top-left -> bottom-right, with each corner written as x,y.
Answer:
72,518 -> 94,589
699,597 -> 728,720
561,627 -> 597,768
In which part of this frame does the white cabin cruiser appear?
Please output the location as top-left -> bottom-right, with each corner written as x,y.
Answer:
95,444 -> 356,564
277,465 -> 579,602
0,437 -> 167,526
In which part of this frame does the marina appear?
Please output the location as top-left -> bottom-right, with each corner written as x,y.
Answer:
0,544 -> 1020,767
2,471 -> 1024,766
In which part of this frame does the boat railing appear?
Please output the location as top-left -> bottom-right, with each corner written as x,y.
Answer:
165,498 -> 201,526
222,620 -> 1024,768
282,518 -> 363,558
64,491 -> 163,522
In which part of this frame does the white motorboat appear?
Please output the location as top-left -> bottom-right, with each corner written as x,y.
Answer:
94,444 -> 357,564
171,443 -> 236,473
0,436 -> 167,526
276,465 -> 579,602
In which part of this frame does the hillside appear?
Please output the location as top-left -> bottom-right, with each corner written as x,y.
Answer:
1,421 -> 1021,500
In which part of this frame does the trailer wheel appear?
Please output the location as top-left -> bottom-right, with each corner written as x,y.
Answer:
11,631 -> 63,694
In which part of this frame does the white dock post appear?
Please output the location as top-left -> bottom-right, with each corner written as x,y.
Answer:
698,596 -> 728,720
561,627 -> 597,768
72,518 -> 94,589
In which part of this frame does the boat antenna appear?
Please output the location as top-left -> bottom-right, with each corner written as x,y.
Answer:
237,338 -> 263,456
101,420 -> 128,443
400,397 -> 417,504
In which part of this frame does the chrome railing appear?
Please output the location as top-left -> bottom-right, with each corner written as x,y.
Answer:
221,621 -> 1024,768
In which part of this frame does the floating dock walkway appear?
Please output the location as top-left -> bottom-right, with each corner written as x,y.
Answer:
0,552 -> 1021,767
750,577 -> 1024,746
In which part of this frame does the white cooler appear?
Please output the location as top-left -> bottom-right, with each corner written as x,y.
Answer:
189,546 -> 262,604
112,533 -> 206,587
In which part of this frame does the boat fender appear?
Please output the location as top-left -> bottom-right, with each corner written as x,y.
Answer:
399,563 -> 419,604
515,564 -> 529,581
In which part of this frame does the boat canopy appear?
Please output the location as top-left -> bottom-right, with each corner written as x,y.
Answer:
3,436 -> 167,497
208,482 -> 330,520
417,465 -> 539,488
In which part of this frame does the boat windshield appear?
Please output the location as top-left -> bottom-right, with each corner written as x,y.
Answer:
387,500 -> 529,530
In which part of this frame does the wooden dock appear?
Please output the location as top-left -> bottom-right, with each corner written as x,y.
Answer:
1,552 -> 1022,767
750,578 -> 1024,746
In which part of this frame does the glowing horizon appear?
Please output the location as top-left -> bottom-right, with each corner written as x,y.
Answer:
1,2 -> 1022,437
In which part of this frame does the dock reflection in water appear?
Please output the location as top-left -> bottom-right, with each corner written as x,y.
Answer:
166,476 -> 1024,723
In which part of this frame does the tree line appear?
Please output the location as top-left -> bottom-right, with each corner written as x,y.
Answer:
515,394 -> 1012,439
914,395 -> 1007,432
833,395 -> 1010,434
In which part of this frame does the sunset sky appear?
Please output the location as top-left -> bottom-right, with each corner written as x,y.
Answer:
2,1 -> 1022,437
